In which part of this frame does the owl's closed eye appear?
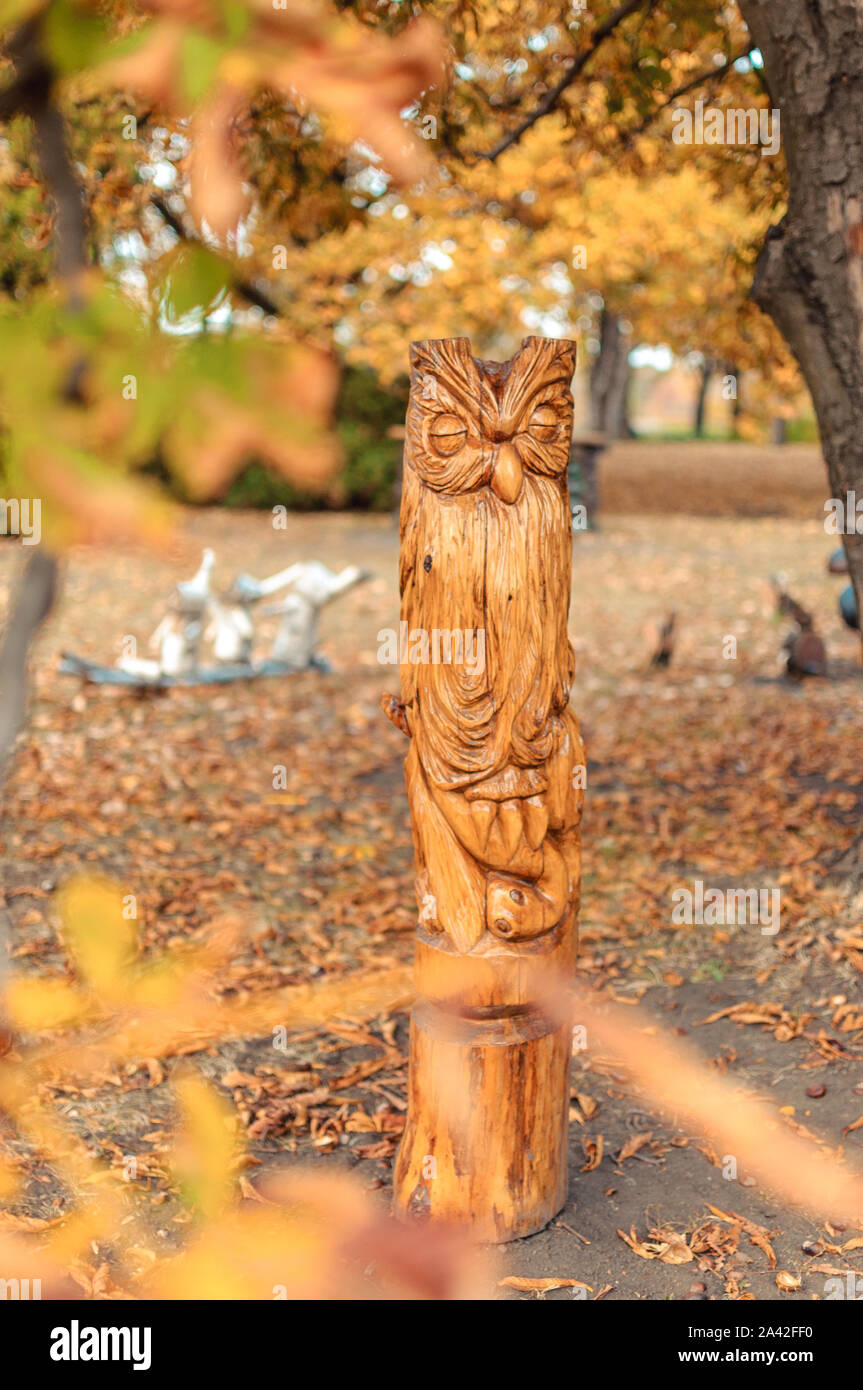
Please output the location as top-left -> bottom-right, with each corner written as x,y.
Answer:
407,336 -> 575,494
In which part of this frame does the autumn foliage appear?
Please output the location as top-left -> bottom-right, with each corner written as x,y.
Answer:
0,0 -> 860,1305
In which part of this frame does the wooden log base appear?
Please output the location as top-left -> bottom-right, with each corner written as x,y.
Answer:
413,909 -> 577,1014
393,998 -> 571,1244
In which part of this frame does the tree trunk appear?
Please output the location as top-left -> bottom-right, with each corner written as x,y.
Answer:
769,417 -> 787,446
569,442 -> 602,527
590,308 -> 632,438
726,364 -> 743,439
694,359 -> 714,438
737,0 -> 863,632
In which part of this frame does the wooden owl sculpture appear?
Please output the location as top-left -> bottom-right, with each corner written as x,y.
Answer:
384,336 -> 585,1242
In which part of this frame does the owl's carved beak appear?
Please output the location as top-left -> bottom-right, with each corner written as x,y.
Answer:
490,441 -> 523,504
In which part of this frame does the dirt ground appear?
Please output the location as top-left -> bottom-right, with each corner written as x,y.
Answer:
600,439 -> 830,519
1,442 -> 862,1300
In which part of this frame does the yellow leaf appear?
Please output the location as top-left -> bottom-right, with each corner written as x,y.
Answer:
172,1074 -> 241,1219
4,977 -> 88,1031
59,878 -> 138,1002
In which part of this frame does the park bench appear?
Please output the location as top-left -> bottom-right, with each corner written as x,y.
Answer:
569,430 -> 609,527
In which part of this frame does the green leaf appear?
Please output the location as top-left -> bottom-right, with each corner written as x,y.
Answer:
220,0 -> 250,43
157,244 -> 232,322
43,0 -> 113,76
0,0 -> 42,32
179,31 -> 227,106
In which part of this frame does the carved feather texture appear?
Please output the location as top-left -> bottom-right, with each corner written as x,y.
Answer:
400,466 -> 573,788
399,335 -> 580,952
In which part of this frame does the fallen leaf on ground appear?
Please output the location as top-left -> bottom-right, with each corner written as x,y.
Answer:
499,1276 -> 593,1293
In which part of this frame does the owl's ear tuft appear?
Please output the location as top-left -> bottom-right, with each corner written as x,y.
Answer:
520,335 -> 576,379
409,340 -> 433,370
409,339 -> 446,385
410,337 -> 471,371
555,340 -> 577,378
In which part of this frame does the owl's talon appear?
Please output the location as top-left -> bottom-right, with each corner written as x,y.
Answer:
523,796 -> 548,850
468,798 -> 495,853
496,799 -> 523,861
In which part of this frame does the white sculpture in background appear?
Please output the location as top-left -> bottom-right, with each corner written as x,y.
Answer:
260,563 -> 369,669
176,548 -> 215,610
112,550 -> 369,681
149,613 -> 204,675
204,599 -> 255,665
116,550 -> 213,680
228,565 -> 307,605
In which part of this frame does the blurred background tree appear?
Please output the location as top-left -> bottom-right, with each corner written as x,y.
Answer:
0,0 -> 856,594
0,0 -> 818,538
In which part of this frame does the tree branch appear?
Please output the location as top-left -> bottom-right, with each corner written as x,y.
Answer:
0,548 -> 58,1040
0,20 -> 82,1021
0,550 -> 58,780
0,18 -> 50,121
150,193 -> 283,318
475,0 -> 657,162
30,102 -> 88,284
0,18 -> 81,784
619,45 -> 754,145
1,19 -> 88,286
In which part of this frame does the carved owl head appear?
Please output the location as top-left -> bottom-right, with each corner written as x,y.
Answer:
406,336 -> 576,504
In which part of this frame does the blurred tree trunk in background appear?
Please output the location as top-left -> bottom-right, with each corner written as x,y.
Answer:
590,308 -> 632,439
739,0 -> 863,632
727,363 -> 743,439
694,358 -> 714,438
